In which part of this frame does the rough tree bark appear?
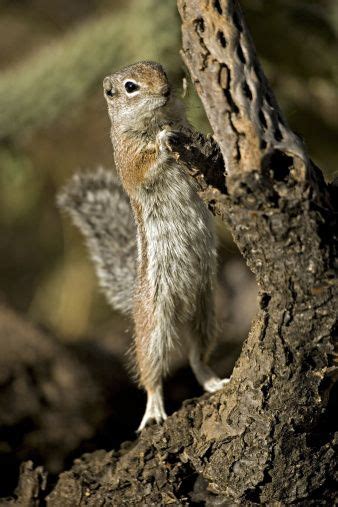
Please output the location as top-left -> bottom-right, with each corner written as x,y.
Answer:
5,1 -> 337,505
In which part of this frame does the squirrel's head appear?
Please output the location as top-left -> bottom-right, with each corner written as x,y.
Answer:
103,61 -> 171,128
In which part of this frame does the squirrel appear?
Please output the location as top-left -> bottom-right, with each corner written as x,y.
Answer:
103,61 -> 229,431
59,61 -> 229,432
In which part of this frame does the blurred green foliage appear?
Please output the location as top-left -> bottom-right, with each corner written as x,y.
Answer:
0,0 -> 181,139
243,0 -> 338,174
0,0 -> 337,339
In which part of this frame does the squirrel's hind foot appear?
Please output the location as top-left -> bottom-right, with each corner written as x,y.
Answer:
203,377 -> 230,393
189,351 -> 230,394
137,386 -> 167,432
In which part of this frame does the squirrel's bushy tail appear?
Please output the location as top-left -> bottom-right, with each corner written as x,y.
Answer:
57,168 -> 136,315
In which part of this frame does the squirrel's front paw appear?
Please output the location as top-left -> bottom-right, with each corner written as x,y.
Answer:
156,128 -> 180,157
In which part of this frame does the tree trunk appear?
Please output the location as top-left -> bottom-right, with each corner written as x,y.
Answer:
5,1 -> 337,505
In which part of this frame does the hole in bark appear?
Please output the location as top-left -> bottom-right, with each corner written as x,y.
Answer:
260,292 -> 271,309
223,89 -> 239,114
194,17 -> 205,33
246,488 -> 262,503
217,30 -> 227,48
166,452 -> 179,465
235,143 -> 241,161
260,139 -> 267,150
261,381 -> 271,401
175,462 -> 199,499
262,150 -> 293,182
213,0 -> 222,14
208,199 -> 217,214
265,93 -> 273,108
203,445 -> 213,461
258,110 -> 267,129
302,351 -> 322,371
284,346 -> 293,365
209,199 -> 217,211
237,44 -> 246,64
274,126 -> 283,142
233,11 -> 243,32
254,63 -> 262,81
242,81 -> 252,100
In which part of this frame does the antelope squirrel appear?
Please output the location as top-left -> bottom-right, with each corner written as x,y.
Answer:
59,61 -> 229,432
101,61 -> 229,431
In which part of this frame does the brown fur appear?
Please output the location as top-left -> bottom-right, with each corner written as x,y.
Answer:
114,139 -> 157,196
103,61 -> 228,430
131,200 -> 156,387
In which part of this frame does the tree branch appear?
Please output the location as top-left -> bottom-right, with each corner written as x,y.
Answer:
178,0 -> 308,176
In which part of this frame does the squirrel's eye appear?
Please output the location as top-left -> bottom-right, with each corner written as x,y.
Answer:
124,81 -> 140,94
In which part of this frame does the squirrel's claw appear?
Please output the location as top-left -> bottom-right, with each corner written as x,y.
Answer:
137,387 -> 167,432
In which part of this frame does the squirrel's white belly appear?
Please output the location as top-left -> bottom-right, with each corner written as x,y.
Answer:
138,164 -> 216,322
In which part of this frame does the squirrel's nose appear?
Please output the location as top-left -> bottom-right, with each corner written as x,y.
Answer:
161,85 -> 171,98
103,77 -> 111,91
103,77 -> 115,98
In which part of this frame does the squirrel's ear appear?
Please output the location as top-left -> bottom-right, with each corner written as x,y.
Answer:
103,77 -> 116,98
